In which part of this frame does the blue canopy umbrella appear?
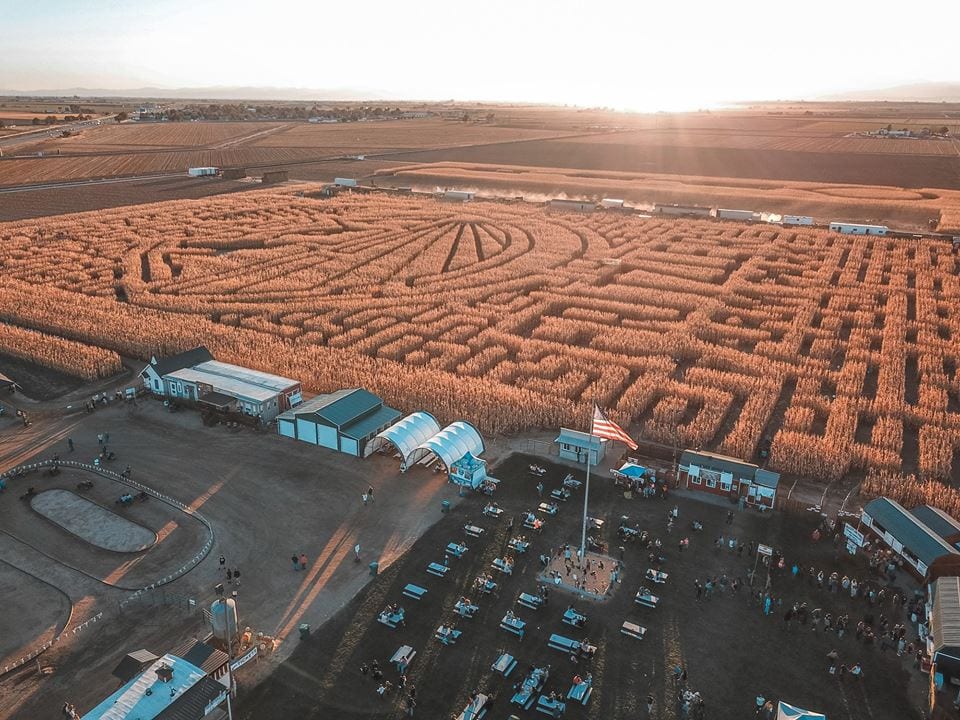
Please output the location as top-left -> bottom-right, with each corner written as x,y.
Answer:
777,701 -> 826,720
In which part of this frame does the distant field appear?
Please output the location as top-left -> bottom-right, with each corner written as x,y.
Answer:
388,137 -> 960,191
249,119 -> 578,148
376,162 -> 959,231
563,130 -> 959,155
57,121 -> 286,148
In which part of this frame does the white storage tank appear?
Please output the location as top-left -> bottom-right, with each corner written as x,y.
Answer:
210,598 -> 239,641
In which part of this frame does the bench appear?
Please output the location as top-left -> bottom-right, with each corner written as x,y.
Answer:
454,599 -> 479,618
390,645 -> 416,672
464,524 -> 484,538
427,562 -> 449,577
492,652 -> 518,677
378,608 -> 405,628
635,588 -> 660,608
536,695 -> 567,716
567,679 -> 593,705
518,592 -> 543,610
492,557 -> 514,575
508,538 -> 530,554
621,621 -> 646,639
434,626 -> 462,645
587,517 -> 604,531
446,542 -> 468,558
483,504 -> 503,518
538,502 -> 559,515
456,692 -> 488,720
562,608 -> 587,627
500,614 -> 526,638
402,584 -> 428,601
645,569 -> 668,584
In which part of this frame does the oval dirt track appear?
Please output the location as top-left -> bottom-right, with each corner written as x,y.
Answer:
31,489 -> 157,552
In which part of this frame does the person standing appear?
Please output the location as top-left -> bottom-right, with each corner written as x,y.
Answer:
299,553 -> 307,571
97,433 -> 103,446
367,485 -> 374,503
291,553 -> 300,571
219,555 -> 226,571
646,694 -> 654,714
67,438 -> 74,452
536,481 -> 544,497
226,568 -> 233,585
233,568 -> 241,587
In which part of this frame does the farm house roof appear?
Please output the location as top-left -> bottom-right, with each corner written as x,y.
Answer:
148,346 -> 214,378
555,428 -> 605,452
911,505 -> 960,543
863,497 -> 959,568
931,577 -> 960,657
293,388 -> 384,428
340,404 -> 403,441
680,449 -> 758,479
372,412 -> 442,463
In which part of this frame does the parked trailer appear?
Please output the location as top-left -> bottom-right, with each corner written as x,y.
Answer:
600,198 -> 625,209
716,208 -> 755,221
829,222 -> 888,236
443,190 -> 475,202
188,167 -> 218,177
782,215 -> 814,226
334,177 -> 358,187
654,203 -> 711,217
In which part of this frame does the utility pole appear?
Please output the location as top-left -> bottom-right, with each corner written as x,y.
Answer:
215,586 -> 235,720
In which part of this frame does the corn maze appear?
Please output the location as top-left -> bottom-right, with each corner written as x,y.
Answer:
1,188 -> 959,484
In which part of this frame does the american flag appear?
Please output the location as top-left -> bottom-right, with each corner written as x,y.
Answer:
591,405 -> 638,450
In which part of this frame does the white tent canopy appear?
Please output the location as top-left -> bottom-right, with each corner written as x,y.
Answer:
409,421 -> 485,469
370,412 -> 441,465
777,701 -> 826,720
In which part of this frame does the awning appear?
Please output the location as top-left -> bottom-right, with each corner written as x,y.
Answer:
612,462 -> 646,479
199,391 -> 237,409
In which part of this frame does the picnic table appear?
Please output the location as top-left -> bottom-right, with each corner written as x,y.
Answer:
390,645 -> 415,672
456,692 -> 488,720
511,665 -> 548,709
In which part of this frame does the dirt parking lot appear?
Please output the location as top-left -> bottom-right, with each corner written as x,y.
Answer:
238,454 -> 929,720
0,399 -> 462,719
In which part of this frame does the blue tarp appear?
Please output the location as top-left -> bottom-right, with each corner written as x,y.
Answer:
612,462 -> 646,478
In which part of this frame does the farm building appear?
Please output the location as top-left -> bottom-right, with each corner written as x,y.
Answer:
141,348 -> 302,423
782,215 -> 814,226
860,497 -> 960,579
678,450 -> 780,509
653,203 -> 712,217
369,411 -> 442,468
549,199 -> 595,212
187,167 -> 218,177
221,167 -> 247,180
927,576 -> 960,689
600,198 -> 625,209
80,652 -> 228,720
716,208 -> 755,221
276,388 -> 401,457
555,428 -> 606,465
261,170 -> 288,184
443,190 -> 474,202
829,221 -> 888,236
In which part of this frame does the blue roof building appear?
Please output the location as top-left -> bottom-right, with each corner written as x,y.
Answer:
862,497 -> 960,578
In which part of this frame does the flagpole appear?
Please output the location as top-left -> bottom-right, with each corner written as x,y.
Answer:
580,437 -> 592,560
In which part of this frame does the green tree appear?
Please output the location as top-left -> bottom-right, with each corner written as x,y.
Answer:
115,111 -> 129,122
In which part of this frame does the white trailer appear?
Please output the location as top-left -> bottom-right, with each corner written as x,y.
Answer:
334,177 -> 358,187
188,167 -> 218,177
444,190 -> 475,202
600,198 -> 625,209
829,222 -> 888,236
782,215 -> 814,226
716,208 -> 755,221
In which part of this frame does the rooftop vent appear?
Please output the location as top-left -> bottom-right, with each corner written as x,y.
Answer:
156,664 -> 174,683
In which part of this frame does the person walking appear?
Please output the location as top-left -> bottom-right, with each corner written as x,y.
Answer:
646,694 -> 654,715
362,492 -> 369,506
367,485 -> 375,503
354,543 -> 361,562
299,553 -> 307,571
233,568 -> 241,587
226,568 -> 233,585
291,553 -> 300,571
536,481 -> 544,497
67,438 -> 74,452
97,433 -> 103,446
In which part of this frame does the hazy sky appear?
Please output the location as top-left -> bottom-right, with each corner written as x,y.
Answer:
4,0 -> 958,110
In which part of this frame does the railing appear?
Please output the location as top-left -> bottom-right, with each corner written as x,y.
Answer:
0,458 -> 215,676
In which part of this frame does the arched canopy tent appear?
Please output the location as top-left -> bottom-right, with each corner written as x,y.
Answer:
408,421 -> 485,470
369,412 -> 441,468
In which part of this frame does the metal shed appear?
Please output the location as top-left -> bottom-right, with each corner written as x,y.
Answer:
555,428 -> 606,465
931,576 -> 960,682
861,497 -> 959,577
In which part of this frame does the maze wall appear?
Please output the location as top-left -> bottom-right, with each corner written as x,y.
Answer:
1,189 -> 959,481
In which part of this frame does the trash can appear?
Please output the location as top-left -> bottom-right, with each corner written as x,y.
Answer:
369,561 -> 379,576
441,500 -> 451,513
298,623 -> 310,640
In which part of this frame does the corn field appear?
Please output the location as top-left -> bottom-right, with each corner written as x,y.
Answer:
0,186 -> 958,486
